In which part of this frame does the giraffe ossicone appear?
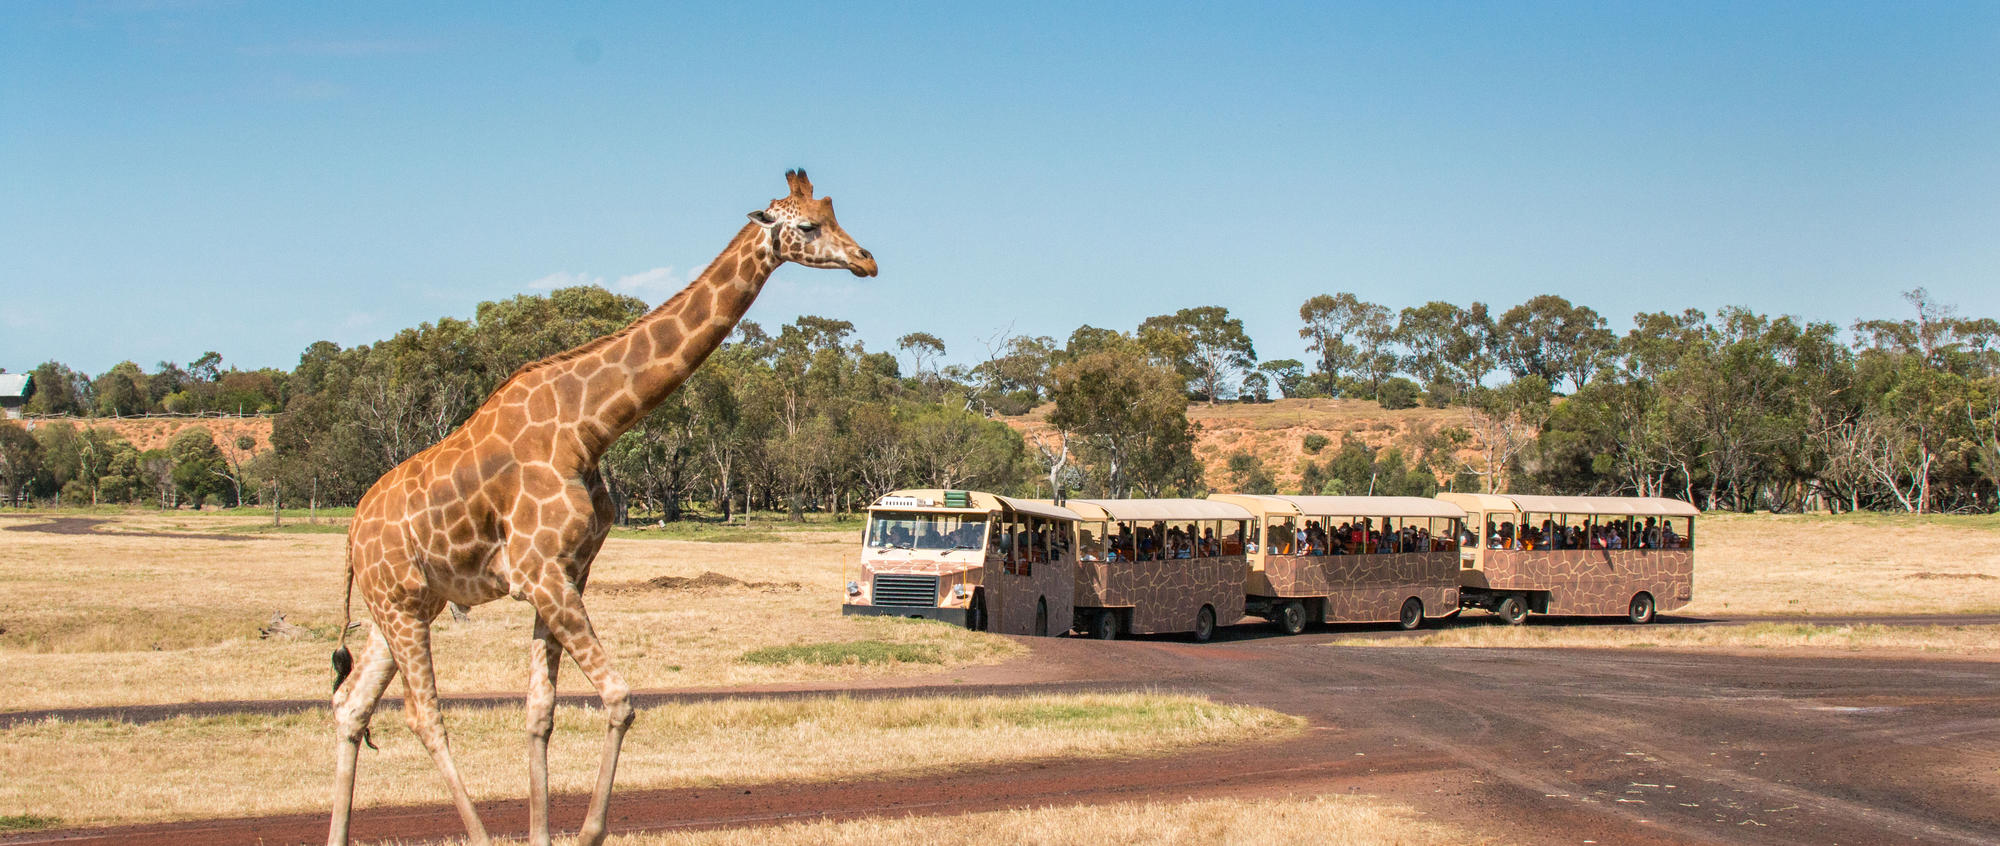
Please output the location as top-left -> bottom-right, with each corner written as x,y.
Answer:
326,170 -> 876,846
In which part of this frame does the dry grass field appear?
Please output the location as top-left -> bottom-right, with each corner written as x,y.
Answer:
1683,512 -> 2000,616
0,693 -> 1298,827
0,510 -> 1011,711
3,507 -> 1993,839
592,794 -> 1483,846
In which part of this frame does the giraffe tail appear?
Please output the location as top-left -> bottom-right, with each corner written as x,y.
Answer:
331,541 -> 355,694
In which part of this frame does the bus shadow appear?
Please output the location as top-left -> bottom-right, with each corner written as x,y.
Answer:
1089,611 -> 1733,644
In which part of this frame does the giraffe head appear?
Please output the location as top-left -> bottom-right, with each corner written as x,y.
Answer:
748,169 -> 878,277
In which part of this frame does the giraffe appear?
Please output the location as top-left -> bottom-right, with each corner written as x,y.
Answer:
327,169 -> 876,846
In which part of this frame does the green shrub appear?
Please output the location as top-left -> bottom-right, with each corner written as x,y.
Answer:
1301,433 -> 1330,454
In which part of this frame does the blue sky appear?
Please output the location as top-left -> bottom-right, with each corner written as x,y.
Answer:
3,1 -> 1997,377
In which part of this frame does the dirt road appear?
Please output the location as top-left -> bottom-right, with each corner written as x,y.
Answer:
6,620 -> 1998,845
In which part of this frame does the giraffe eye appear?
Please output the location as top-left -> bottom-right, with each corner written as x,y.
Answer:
796,222 -> 819,232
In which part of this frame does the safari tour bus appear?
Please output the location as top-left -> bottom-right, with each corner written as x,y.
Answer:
1208,495 -> 1465,633
843,489 -> 1075,637
1061,498 -> 1253,642
1435,493 -> 1696,624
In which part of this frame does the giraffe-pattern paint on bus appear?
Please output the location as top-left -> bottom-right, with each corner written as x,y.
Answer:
1074,555 -> 1249,635
1256,551 -> 1460,623
1463,549 -> 1693,616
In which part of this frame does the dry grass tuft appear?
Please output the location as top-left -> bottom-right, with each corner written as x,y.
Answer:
1335,622 -> 2000,655
587,793 -> 1481,846
0,693 -> 1299,827
739,640 -> 942,666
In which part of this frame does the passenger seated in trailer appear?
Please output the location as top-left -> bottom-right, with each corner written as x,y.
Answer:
1662,522 -> 1681,548
1200,527 -> 1218,556
1641,517 -> 1660,549
1079,528 -> 1100,561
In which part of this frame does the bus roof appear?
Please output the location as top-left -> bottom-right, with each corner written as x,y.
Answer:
872,489 -> 1079,522
1436,492 -> 1699,517
1062,498 -> 1255,521
1209,494 -> 1465,519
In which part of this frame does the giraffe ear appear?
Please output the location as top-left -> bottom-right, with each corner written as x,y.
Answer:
748,210 -> 776,226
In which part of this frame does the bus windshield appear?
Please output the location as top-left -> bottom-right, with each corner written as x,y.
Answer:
866,511 -> 988,552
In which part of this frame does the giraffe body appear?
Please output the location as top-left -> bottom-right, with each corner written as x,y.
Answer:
329,170 -> 874,846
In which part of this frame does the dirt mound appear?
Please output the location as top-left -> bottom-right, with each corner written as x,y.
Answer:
599,571 -> 802,594
1906,571 -> 1998,580
18,416 -> 275,457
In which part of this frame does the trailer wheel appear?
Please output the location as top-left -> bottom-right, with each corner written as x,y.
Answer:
1277,601 -> 1307,635
1035,598 -> 1049,637
1627,592 -> 1656,625
967,590 -> 988,632
1396,597 -> 1424,631
1191,605 -> 1217,643
1495,595 -> 1528,626
1092,609 -> 1119,640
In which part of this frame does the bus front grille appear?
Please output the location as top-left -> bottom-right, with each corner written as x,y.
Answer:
871,574 -> 939,607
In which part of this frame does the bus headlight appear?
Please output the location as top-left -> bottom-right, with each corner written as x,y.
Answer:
952,584 -> 968,599
846,580 -> 861,596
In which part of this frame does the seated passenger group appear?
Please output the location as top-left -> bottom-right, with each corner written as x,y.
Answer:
1484,517 -> 1687,550
1082,524 -> 1237,562
1260,518 -> 1450,556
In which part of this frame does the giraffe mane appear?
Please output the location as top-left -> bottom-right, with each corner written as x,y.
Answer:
492,284 -> 702,390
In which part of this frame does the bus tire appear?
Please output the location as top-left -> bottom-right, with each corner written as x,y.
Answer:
967,590 -> 987,632
1277,601 -> 1307,636
1495,595 -> 1528,626
1191,605 -> 1217,643
1035,598 -> 1049,637
1396,597 -> 1424,631
1628,592 -> 1656,625
1092,609 -> 1119,640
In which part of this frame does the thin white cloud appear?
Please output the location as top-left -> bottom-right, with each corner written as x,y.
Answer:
612,266 -> 687,296
527,270 -> 603,291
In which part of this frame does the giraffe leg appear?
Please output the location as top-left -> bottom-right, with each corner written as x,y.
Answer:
525,613 -> 562,846
529,583 -> 633,846
393,614 -> 492,846
328,626 -> 396,846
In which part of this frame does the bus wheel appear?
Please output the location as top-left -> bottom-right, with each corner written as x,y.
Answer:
1495,595 -> 1528,626
1277,601 -> 1307,636
1628,592 -> 1656,625
1035,598 -> 1049,637
1396,597 -> 1424,631
1092,609 -> 1119,640
967,590 -> 988,632
1191,605 -> 1217,643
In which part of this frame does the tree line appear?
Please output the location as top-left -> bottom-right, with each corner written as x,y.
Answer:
2,285 -> 1995,515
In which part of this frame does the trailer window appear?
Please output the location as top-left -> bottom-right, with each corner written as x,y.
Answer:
1078,521 -> 1107,561
1001,518 -> 1031,575
1224,520 -> 1247,555
1264,517 -> 1297,556
1655,516 -> 1693,549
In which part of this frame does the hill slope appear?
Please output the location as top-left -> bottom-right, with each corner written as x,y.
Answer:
1003,398 -> 1484,493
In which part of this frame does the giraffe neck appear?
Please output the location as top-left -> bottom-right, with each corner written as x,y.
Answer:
552,222 -> 779,463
